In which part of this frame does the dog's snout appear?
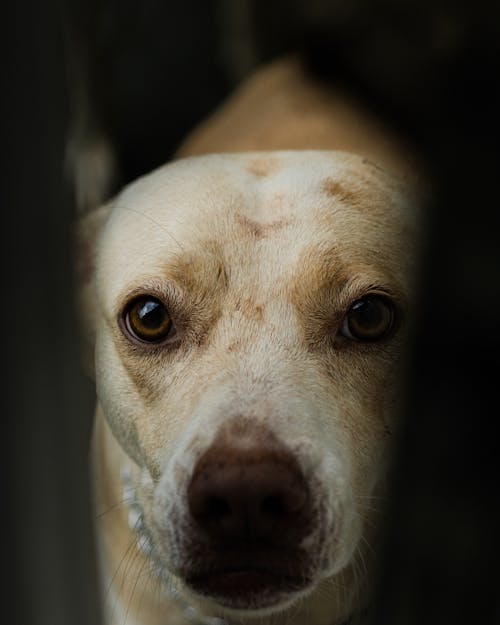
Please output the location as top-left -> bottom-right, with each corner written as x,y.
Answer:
188,457 -> 308,544
186,422 -> 311,547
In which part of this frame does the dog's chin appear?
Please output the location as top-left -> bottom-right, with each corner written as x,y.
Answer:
184,568 -> 313,612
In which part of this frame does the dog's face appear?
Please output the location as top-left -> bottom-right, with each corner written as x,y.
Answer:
84,150 -> 419,618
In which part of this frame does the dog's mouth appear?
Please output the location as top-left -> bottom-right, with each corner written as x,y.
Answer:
185,564 -> 310,608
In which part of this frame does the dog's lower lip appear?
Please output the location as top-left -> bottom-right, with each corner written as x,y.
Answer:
186,567 -> 307,601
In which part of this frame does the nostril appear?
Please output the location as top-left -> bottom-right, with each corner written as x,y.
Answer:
261,483 -> 308,519
261,494 -> 287,518
206,496 -> 231,519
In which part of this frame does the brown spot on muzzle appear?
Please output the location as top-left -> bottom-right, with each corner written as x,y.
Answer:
186,418 -> 312,548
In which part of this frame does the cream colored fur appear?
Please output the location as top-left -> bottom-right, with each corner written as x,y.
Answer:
79,58 -> 421,625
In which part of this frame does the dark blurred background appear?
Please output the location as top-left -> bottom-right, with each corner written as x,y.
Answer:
2,1 -> 499,624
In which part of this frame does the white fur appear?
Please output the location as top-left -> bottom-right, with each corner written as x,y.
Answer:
88,150 -> 419,625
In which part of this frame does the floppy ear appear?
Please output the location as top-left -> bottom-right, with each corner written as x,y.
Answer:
74,202 -> 113,378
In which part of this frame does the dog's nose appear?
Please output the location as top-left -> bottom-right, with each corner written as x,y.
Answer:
187,422 -> 311,547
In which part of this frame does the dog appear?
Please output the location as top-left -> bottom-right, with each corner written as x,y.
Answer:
77,56 -> 422,625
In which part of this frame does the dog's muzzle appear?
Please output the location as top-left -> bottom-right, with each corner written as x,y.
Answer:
171,419 -> 317,609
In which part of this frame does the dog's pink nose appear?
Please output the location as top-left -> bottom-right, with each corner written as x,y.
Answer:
187,421 -> 311,547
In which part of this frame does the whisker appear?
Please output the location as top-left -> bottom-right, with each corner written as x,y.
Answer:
135,567 -> 152,620
103,535 -> 138,625
359,533 -> 377,557
103,510 -> 145,616
121,205 -> 185,252
351,556 -> 360,608
95,496 -> 133,520
124,550 -> 149,624
117,539 -> 144,621
321,571 -> 346,621
355,544 -> 369,583
104,536 -> 137,603
354,494 -> 388,501
353,506 -> 385,532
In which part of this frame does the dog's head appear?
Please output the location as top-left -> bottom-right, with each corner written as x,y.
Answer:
79,151 -> 420,619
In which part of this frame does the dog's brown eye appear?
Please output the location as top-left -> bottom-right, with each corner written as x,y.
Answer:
124,297 -> 173,343
340,295 -> 396,342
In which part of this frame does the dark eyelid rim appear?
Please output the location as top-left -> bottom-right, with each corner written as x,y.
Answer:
337,281 -> 403,316
115,280 -> 184,319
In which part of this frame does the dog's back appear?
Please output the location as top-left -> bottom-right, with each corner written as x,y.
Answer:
176,56 -> 415,181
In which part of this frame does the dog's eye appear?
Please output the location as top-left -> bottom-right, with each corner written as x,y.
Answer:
124,297 -> 173,343
340,295 -> 396,342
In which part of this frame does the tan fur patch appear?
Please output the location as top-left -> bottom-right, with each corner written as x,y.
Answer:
235,214 -> 292,239
247,156 -> 281,178
322,177 -> 364,206
165,241 -> 228,295
233,297 -> 265,322
291,245 -> 344,304
288,243 -> 382,346
227,339 -> 245,352
235,214 -> 265,238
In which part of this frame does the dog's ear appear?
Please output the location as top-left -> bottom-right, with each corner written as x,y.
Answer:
74,202 -> 113,378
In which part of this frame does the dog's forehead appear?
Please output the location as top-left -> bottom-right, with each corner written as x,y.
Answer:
112,151 -> 406,219
98,151 -> 416,302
